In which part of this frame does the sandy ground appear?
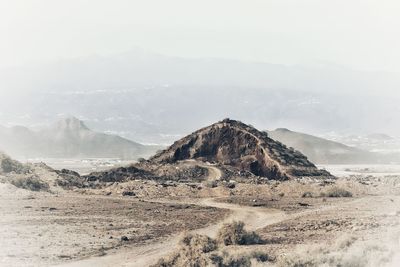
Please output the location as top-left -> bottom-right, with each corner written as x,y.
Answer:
57,197 -> 285,267
23,158 -> 137,175
0,185 -> 227,267
319,164 -> 400,177
2,163 -> 400,266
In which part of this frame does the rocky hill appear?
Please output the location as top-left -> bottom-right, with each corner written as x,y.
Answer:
267,128 -> 378,164
0,117 -> 160,159
150,119 -> 332,180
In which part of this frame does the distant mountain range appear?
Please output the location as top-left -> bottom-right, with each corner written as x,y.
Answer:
267,128 -> 399,164
320,132 -> 400,154
0,117 -> 161,159
1,49 -> 400,145
1,116 -> 399,165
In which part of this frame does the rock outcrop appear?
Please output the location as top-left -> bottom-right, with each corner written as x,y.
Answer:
151,119 -> 332,180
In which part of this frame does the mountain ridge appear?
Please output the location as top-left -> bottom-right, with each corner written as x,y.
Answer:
0,117 -> 160,159
267,128 -> 387,164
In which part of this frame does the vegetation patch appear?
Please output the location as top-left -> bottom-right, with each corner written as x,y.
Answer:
321,187 -> 353,198
55,169 -> 86,188
153,222 -> 269,267
302,191 -> 314,198
210,252 -> 252,267
0,154 -> 29,174
10,175 -> 49,191
153,234 -> 217,267
216,221 -> 264,246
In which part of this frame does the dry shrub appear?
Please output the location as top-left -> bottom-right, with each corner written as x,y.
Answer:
55,169 -> 85,188
153,223 -> 269,267
55,175 -> 85,188
210,251 -> 251,267
321,187 -> 353,198
153,233 -> 217,267
211,251 -> 271,266
334,235 -> 357,250
0,155 -> 29,174
180,233 -> 217,253
302,191 -> 314,198
251,251 -> 270,263
277,234 -> 397,267
216,221 -> 263,246
10,176 -> 49,191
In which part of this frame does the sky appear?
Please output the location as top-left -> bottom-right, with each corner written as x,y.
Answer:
1,0 -> 400,72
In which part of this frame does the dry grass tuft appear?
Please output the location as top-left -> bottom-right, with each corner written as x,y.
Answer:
180,233 -> 217,253
216,221 -> 263,246
10,176 -> 49,191
153,222 -> 269,267
210,251 -> 252,267
302,191 -> 314,198
321,187 -> 353,198
277,234 -> 395,267
0,154 -> 29,174
251,251 -> 270,262
153,233 -> 217,267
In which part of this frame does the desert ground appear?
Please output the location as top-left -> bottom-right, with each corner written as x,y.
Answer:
2,160 -> 400,267
24,158 -> 137,175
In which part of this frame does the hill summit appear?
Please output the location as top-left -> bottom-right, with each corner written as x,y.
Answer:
54,116 -> 90,133
151,119 -> 332,180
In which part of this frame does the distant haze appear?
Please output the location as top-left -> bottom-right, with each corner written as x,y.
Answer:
1,0 -> 400,72
1,1 -> 400,143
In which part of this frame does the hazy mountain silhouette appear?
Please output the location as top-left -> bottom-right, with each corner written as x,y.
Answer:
2,49 -> 400,145
267,128 -> 388,164
0,117 -> 160,159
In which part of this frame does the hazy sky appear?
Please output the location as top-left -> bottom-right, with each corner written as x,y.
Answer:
1,0 -> 400,72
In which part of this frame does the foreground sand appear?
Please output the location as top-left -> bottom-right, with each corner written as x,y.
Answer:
1,164 -> 400,266
0,185 -> 227,267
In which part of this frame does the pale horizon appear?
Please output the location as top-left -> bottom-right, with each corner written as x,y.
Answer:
1,0 -> 400,73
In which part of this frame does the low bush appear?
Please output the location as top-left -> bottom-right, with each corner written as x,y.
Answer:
181,233 -> 217,253
224,182 -> 236,189
210,252 -> 251,267
302,191 -> 313,198
10,176 -> 49,191
0,155 -> 29,174
216,221 -> 263,246
251,251 -> 270,262
153,222 -> 269,267
55,169 -> 85,188
153,233 -> 217,267
55,176 -> 85,188
322,187 -> 353,198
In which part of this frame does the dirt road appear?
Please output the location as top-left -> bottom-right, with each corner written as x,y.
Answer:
57,163 -> 399,267
58,198 -> 286,267
58,163 -> 286,267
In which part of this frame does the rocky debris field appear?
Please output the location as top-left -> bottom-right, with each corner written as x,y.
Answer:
2,167 -> 400,266
2,149 -> 400,266
0,186 -> 228,267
